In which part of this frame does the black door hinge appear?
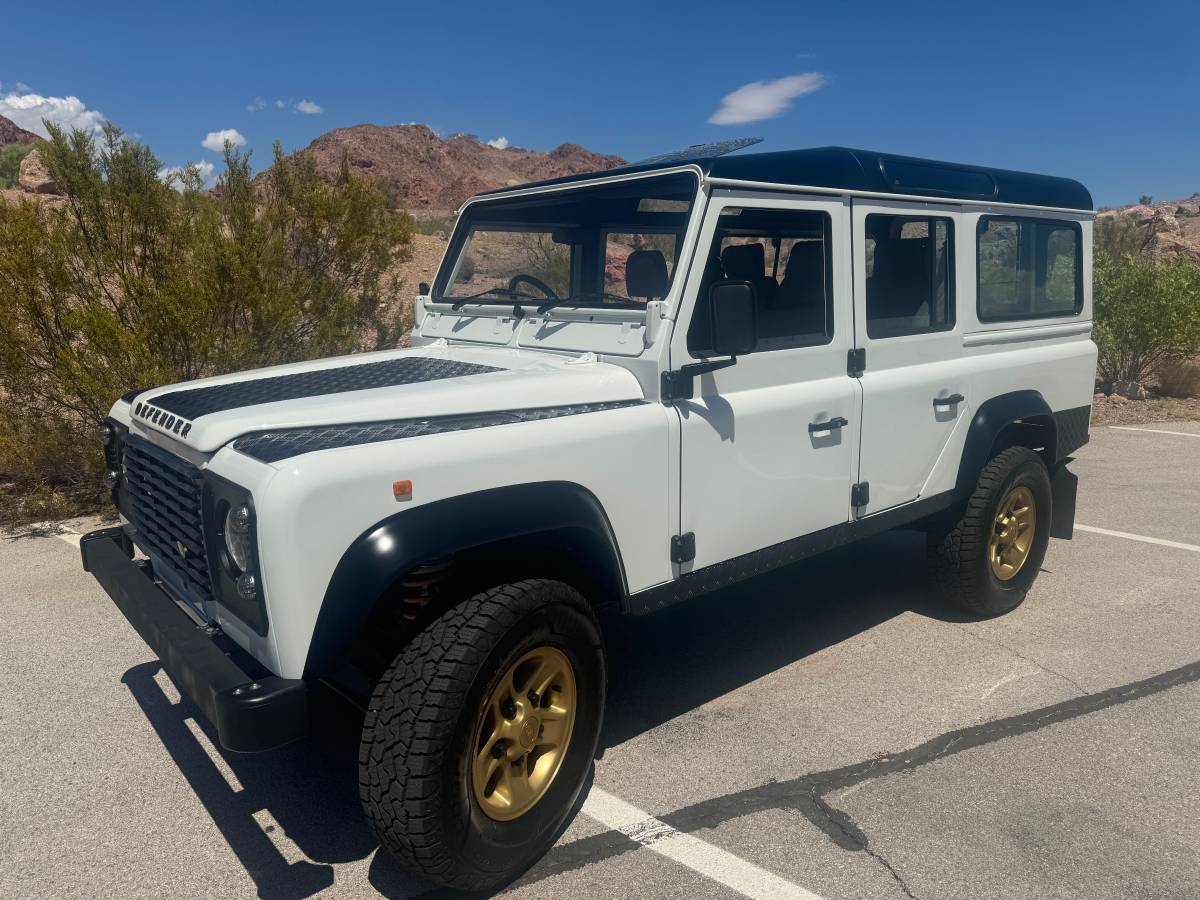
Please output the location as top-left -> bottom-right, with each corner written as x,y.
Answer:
671,532 -> 696,564
847,348 -> 866,378
851,482 -> 870,507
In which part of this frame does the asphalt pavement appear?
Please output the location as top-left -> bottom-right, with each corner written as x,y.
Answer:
1,421 -> 1197,900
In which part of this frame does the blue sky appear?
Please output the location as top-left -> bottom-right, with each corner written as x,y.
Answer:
3,0 -> 1197,207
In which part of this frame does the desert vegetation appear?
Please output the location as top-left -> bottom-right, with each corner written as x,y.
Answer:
0,124 -> 412,526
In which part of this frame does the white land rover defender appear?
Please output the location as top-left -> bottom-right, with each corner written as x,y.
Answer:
82,143 -> 1095,891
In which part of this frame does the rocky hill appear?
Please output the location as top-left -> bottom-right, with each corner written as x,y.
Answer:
282,123 -> 624,211
1097,194 -> 1200,261
0,114 -> 38,145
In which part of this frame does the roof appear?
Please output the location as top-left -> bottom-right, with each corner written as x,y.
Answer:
478,146 -> 1093,212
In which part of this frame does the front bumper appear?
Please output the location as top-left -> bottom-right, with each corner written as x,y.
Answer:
81,527 -> 307,753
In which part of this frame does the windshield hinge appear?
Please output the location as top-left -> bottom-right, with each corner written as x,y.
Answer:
847,348 -> 866,378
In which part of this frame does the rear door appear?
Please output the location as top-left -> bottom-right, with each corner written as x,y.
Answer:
851,200 -> 969,514
672,192 -> 858,570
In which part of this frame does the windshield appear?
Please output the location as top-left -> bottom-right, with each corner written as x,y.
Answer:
436,172 -> 697,308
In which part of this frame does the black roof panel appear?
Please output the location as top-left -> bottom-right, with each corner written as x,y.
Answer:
477,146 -> 1092,212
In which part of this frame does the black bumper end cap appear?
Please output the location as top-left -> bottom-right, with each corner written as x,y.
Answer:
81,527 -> 308,754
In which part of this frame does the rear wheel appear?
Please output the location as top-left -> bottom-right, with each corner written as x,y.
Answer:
359,579 -> 605,892
928,446 -> 1052,617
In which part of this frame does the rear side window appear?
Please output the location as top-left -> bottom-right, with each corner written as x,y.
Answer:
864,214 -> 955,339
977,217 -> 1082,320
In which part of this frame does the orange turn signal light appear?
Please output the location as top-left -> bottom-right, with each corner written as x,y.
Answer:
392,479 -> 413,501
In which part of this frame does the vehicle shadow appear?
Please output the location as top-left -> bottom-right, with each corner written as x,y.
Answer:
121,528 -> 961,899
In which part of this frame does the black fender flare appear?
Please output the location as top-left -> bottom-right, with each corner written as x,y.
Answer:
954,389 -> 1055,499
304,481 -> 627,678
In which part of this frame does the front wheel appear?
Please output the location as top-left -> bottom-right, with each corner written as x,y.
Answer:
359,579 -> 605,892
928,446 -> 1052,617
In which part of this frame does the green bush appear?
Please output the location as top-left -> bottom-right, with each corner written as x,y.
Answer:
1093,249 -> 1200,391
0,124 -> 412,526
0,142 -> 34,188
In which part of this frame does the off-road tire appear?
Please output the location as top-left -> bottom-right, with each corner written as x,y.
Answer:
928,446 -> 1052,617
359,579 -> 605,892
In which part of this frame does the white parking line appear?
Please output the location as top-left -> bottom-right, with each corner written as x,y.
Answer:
581,786 -> 822,900
1108,426 -> 1200,439
1076,524 -> 1200,554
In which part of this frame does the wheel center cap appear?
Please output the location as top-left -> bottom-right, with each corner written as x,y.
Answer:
519,716 -> 539,749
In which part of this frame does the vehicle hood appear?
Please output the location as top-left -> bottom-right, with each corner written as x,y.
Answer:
120,344 -> 645,454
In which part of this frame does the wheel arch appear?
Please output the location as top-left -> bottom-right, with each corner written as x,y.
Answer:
304,481 -> 628,678
955,390 -> 1057,502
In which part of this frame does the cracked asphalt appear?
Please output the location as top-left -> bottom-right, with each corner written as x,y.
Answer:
1,421 -> 1198,899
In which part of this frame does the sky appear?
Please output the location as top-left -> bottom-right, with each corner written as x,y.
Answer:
2,0 -> 1198,208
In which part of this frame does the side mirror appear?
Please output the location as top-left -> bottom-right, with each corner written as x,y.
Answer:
709,280 -> 757,357
418,281 -> 430,296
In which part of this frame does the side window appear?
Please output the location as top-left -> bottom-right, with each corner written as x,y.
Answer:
688,207 -> 833,355
864,214 -> 955,339
978,217 -> 1082,320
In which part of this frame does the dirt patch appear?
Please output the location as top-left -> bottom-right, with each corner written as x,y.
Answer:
1090,393 -> 1200,426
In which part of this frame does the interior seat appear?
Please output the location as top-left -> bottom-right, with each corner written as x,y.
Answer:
625,250 -> 670,302
720,243 -> 776,305
760,241 -> 827,340
867,237 -> 932,337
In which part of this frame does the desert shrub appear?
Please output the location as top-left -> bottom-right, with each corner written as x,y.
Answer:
0,123 -> 412,526
1155,358 -> 1200,398
0,142 -> 34,188
1093,250 -> 1200,391
1095,216 -> 1150,258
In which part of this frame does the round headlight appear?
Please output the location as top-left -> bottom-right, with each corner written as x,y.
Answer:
224,504 -> 254,573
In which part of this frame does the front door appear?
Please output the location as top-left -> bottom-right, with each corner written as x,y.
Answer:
673,192 -> 858,571
851,200 -> 969,515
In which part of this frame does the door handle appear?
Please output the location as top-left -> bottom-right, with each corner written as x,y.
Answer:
808,416 -> 849,433
933,393 -> 965,408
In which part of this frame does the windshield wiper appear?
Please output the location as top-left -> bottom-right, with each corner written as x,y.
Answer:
449,287 -> 545,311
536,291 -> 635,315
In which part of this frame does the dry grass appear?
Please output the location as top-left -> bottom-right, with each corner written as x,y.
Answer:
1155,358 -> 1200,398
1091,393 -> 1200,426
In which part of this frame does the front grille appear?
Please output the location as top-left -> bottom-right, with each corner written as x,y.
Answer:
123,436 -> 213,606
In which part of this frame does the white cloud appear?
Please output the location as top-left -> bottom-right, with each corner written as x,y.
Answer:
486,136 -> 509,150
708,72 -> 828,125
246,97 -> 267,113
295,99 -> 323,115
158,160 -> 217,190
0,90 -> 106,137
201,128 -> 246,152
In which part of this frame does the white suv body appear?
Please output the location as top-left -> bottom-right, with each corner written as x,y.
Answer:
82,146 -> 1095,890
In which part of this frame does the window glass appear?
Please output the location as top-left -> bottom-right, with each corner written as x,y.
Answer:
603,232 -> 679,301
450,229 -> 572,299
864,214 -> 955,339
438,172 -> 696,308
978,217 -> 1081,320
688,207 -> 833,354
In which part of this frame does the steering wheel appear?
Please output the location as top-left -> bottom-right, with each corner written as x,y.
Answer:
508,274 -> 561,302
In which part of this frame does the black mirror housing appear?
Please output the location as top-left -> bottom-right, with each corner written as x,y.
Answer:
709,280 -> 757,357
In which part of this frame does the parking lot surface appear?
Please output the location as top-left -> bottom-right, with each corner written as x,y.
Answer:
2,422 -> 1198,899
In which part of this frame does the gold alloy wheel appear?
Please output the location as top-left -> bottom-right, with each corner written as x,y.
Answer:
989,485 -> 1037,581
471,645 -> 577,821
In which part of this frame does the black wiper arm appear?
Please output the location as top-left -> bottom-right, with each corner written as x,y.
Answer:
449,287 -> 543,311
536,291 -> 630,315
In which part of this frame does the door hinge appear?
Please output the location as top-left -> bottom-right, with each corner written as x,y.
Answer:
847,348 -> 866,378
671,532 -> 696,564
851,482 -> 870,508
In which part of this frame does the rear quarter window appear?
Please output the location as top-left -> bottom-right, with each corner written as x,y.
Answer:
977,216 -> 1082,321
